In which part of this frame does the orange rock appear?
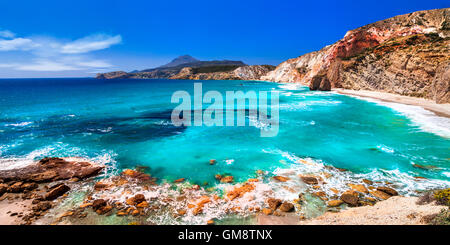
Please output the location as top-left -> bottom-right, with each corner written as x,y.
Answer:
327,200 -> 344,207
79,203 -> 93,208
177,209 -> 187,216
256,170 -> 264,175
348,184 -> 369,194
94,181 -> 110,190
207,219 -> 215,225
174,178 -> 185,183
262,208 -> 273,215
60,211 -> 74,218
131,209 -> 140,216
226,183 -> 255,201
214,174 -> 223,180
313,191 -> 327,197
370,190 -> 392,200
247,178 -> 259,182
330,188 -> 339,194
197,196 -> 211,207
220,176 -> 234,183
362,179 -> 373,185
312,185 -> 321,189
136,201 -> 149,208
272,176 -> 290,182
187,203 -> 196,209
193,207 -> 203,215
116,211 -> 128,216
209,159 -> 217,165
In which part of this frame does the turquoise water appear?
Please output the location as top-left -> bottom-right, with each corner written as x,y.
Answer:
0,78 -> 449,193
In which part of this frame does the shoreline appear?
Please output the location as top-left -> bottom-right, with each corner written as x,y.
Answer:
334,88 -> 450,118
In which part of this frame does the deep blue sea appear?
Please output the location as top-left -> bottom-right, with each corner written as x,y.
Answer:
0,78 -> 449,195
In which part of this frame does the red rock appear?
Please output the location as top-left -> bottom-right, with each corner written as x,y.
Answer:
209,159 -> 217,165
174,178 -> 185,183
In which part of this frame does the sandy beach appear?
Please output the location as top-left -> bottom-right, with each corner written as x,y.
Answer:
334,89 -> 450,118
299,196 -> 446,225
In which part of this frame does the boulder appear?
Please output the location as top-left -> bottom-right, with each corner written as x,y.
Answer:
340,190 -> 359,206
92,199 -> 107,210
220,176 -> 234,183
327,200 -> 344,207
300,176 -> 318,185
272,176 -> 290,182
44,184 -> 70,200
348,184 -> 369,194
267,198 -> 282,210
32,201 -> 52,212
370,190 -> 392,200
377,187 -> 398,196
279,202 -> 295,212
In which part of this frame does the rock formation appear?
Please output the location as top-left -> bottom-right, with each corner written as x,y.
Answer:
261,8 -> 450,103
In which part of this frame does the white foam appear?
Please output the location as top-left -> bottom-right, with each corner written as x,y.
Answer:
5,121 -> 33,127
356,97 -> 450,138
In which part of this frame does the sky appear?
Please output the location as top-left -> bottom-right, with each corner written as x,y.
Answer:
0,0 -> 448,78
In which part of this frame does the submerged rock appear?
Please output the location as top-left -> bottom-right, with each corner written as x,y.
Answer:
300,176 -> 319,185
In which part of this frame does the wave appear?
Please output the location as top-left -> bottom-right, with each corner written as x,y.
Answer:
356,97 -> 450,138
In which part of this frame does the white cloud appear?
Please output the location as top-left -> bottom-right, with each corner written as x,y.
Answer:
0,31 -> 121,72
0,38 -> 38,51
61,34 -> 122,54
0,30 -> 15,38
15,60 -> 79,71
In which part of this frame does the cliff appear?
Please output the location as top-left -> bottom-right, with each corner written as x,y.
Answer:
261,8 -> 450,103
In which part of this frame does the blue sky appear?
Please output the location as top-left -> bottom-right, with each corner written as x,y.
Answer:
0,0 -> 448,78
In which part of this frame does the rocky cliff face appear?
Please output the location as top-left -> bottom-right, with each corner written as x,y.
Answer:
261,8 -> 450,103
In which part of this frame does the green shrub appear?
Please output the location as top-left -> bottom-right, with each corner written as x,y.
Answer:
434,188 -> 450,206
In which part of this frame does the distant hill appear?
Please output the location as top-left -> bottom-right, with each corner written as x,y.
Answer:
96,55 -> 250,79
158,55 -> 199,68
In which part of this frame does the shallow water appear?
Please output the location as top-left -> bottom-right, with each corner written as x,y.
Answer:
0,78 -> 449,195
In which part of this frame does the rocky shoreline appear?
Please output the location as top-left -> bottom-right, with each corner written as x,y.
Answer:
2,157 -> 447,225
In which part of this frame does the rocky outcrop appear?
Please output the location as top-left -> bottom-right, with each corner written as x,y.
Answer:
169,65 -> 275,80
96,71 -> 130,79
261,8 -> 450,103
0,157 -> 104,183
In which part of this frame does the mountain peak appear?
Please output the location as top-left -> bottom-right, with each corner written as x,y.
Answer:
159,55 -> 200,68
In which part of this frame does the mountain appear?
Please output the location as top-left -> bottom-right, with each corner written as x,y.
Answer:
262,8 -> 449,103
158,55 -> 199,68
96,56 -> 270,80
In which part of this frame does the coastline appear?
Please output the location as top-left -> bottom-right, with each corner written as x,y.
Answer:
334,88 -> 450,118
